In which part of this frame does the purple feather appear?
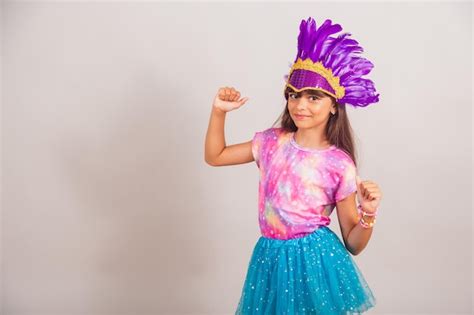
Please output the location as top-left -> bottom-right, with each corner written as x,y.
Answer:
288,17 -> 379,107
311,20 -> 342,61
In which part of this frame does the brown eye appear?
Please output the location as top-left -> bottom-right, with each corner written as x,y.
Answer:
289,93 -> 298,99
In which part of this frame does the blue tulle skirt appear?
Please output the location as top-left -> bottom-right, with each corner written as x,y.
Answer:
235,226 -> 376,314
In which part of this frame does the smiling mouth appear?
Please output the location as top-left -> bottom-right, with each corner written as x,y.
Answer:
294,114 -> 310,119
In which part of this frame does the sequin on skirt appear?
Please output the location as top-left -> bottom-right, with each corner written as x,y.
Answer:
235,226 -> 376,314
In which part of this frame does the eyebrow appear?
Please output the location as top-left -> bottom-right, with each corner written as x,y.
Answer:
289,91 -> 323,98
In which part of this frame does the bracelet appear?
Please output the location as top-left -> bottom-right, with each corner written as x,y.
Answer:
359,216 -> 376,228
357,204 -> 377,228
357,204 -> 378,217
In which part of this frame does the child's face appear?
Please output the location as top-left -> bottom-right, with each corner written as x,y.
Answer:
287,90 -> 335,128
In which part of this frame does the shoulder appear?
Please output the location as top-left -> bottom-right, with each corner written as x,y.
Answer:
254,127 -> 288,141
328,147 -> 356,173
258,126 -> 285,136
331,147 -> 354,163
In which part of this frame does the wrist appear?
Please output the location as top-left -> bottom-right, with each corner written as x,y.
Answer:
212,105 -> 226,115
357,204 -> 377,228
357,204 -> 377,216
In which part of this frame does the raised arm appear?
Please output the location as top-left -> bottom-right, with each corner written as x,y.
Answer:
204,87 -> 253,167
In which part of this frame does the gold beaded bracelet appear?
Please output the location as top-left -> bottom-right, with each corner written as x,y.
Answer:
359,216 -> 376,228
357,204 -> 377,229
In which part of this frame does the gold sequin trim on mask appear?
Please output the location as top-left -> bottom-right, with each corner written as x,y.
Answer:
287,58 -> 345,99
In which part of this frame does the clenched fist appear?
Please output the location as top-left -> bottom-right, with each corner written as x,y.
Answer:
213,86 -> 249,113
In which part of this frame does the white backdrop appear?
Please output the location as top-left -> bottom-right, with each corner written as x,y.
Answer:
1,1 -> 472,314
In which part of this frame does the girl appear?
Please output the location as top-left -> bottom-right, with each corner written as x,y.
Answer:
205,17 -> 382,314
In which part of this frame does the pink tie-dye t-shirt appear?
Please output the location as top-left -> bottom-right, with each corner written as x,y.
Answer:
252,127 -> 358,240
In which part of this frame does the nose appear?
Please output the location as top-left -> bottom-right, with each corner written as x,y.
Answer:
295,98 -> 308,110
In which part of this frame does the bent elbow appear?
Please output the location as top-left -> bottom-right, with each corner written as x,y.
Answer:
346,246 -> 360,256
204,157 -> 214,166
204,156 -> 219,166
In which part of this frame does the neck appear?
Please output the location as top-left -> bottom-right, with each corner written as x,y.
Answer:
294,128 -> 330,149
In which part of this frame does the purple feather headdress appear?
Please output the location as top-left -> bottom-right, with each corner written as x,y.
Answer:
284,17 -> 379,107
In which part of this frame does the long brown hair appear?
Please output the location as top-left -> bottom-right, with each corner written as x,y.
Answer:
272,86 -> 358,167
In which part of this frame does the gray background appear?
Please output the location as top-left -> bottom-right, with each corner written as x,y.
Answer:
1,1 -> 472,314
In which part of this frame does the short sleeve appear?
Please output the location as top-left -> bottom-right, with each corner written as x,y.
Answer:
251,131 -> 264,168
334,156 -> 358,202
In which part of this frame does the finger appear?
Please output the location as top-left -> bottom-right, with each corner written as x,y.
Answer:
365,189 -> 377,199
362,183 -> 378,188
361,185 -> 379,195
360,181 -> 377,187
360,185 -> 367,198
218,88 -> 225,98
364,188 -> 371,199
364,187 -> 378,193
230,91 -> 238,102
369,192 -> 381,199
236,97 -> 249,107
357,178 -> 364,195
365,189 -> 381,200
232,91 -> 241,102
218,92 -> 227,102
368,192 -> 382,201
220,87 -> 228,98
225,88 -> 231,101
230,88 -> 239,101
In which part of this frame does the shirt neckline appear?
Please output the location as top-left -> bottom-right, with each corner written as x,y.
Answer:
289,132 -> 336,153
